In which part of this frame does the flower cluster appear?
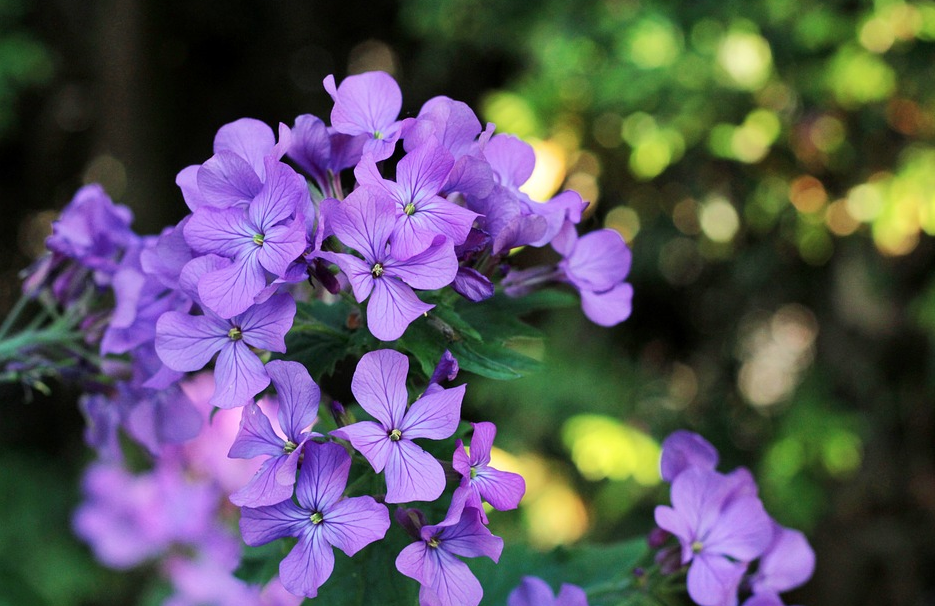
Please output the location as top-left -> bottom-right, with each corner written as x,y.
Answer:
652,431 -> 816,606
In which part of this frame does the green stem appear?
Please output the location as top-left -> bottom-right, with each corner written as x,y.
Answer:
0,292 -> 30,340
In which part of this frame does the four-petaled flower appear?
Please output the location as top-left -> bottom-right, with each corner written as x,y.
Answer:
452,421 -> 525,524
331,349 -> 464,503
240,441 -> 390,598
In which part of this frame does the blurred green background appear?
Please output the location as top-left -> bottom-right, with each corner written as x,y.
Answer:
1,0 -> 935,604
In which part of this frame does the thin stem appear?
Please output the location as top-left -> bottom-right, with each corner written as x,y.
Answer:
0,292 -> 30,340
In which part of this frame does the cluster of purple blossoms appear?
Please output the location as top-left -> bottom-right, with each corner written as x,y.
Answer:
653,431 -> 816,606
20,68 -> 648,605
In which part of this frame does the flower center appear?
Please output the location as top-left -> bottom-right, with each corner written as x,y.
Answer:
470,466 -> 478,480
373,130 -> 384,140
253,233 -> 265,246
404,202 -> 417,216
371,263 -> 385,278
388,428 -> 402,442
310,511 -> 324,525
228,326 -> 243,341
691,541 -> 704,553
283,440 -> 298,454
427,536 -> 441,549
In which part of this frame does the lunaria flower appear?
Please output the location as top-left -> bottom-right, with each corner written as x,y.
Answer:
239,441 -> 390,598
507,576 -> 589,606
330,349 -> 464,503
452,421 -> 525,523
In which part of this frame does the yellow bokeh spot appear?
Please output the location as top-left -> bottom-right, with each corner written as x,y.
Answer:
523,483 -> 589,548
825,200 -> 861,236
627,17 -> 682,69
561,415 -> 662,486
605,205 -> 641,243
520,139 -> 567,202
718,30 -> 773,90
700,196 -> 741,243
481,91 -> 540,139
822,430 -> 863,477
789,175 -> 828,214
827,47 -> 896,107
846,183 -> 886,222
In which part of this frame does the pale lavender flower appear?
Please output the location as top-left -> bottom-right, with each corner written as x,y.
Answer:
287,113 -> 364,195
228,360 -> 321,507
321,187 -> 458,341
155,267 -> 295,409
331,349 -> 464,503
508,576 -> 589,606
452,422 -> 525,523
660,430 -> 720,483
655,467 -> 773,606
184,157 -> 308,319
239,441 -> 390,598
750,522 -> 815,596
324,71 -> 403,161
395,491 -> 503,606
355,138 -> 479,259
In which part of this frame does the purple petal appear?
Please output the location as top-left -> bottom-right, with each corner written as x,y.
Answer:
211,341 -> 270,409
428,350 -> 460,387
751,525 -> 815,594
155,311 -> 227,372
654,505 -> 695,564
473,467 -> 525,511
467,422 -> 495,465
140,221 -> 194,290
703,495 -> 772,562
563,228 -> 632,293
395,541 -> 428,584
367,277 -> 434,341
385,236 -> 458,290
240,499 -> 308,546
556,583 -> 589,606
184,206 -> 254,258
256,220 -> 306,277
398,139 -> 454,204
266,360 -> 320,442
238,293 -> 296,352
329,186 -> 396,262
177,254 -> 229,303
384,440 -> 445,503
176,165 -> 208,211
213,118 -> 276,179
248,158 -> 306,231
742,593 -> 786,606
228,402 -> 284,459
321,251 -> 374,302
669,468 -> 735,546
406,96 -> 483,157
660,430 -> 720,483
197,255 -> 266,320
687,553 -> 746,606
278,531 -> 333,598
198,151 -> 262,207
508,577 -> 557,606
422,547 -> 484,606
391,197 -> 479,260
525,190 -> 588,248
351,349 -> 409,429
330,421 -> 393,473
288,114 -> 331,186
329,71 -> 402,138
295,441 -> 351,512
436,505 -> 503,561
230,456 -> 295,507
321,495 -> 390,556
579,282 -> 633,327
400,384 -> 464,440
452,267 -> 494,302
485,134 -> 535,188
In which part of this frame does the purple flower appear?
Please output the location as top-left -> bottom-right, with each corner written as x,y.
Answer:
660,430 -> 720,483
331,349 -> 464,503
750,522 -> 815,596
655,467 -> 773,606
178,118 -> 291,211
395,492 -> 503,606
239,441 -> 390,598
324,71 -> 403,161
355,139 -> 479,259
228,360 -> 321,507
287,113 -> 364,195
452,422 -> 525,523
155,274 -> 295,409
507,576 -> 589,606
551,222 -> 634,327
741,594 -> 787,606
184,158 -> 308,319
321,187 -> 458,341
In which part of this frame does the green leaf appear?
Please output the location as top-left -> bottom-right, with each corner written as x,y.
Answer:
285,299 -> 360,379
449,339 -> 543,380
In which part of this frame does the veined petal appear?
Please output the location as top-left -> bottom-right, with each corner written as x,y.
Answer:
400,384 -> 464,440
198,151 -> 262,207
367,278 -> 434,342
237,293 -> 296,353
351,349 -> 409,428
211,341 -> 269,409
391,199 -> 477,260
660,430 -> 720,483
395,541 -> 428,584
155,311 -> 227,372
197,255 -> 266,320
385,237 -> 458,291
436,506 -> 503,561
229,456 -> 295,508
384,439 -> 445,503
320,251 -> 373,302
184,205 -> 254,258
703,495 -> 772,562
330,422 -> 393,473
266,360 -> 320,442
295,442 -> 351,512
228,402 -> 284,459
485,134 -> 535,188
322,495 -> 390,556
176,165 -> 208,211
473,467 -> 525,511
257,219 -> 307,277
213,118 -> 276,179
249,158 -> 306,231
579,282 -> 633,327
687,553 -> 746,606
467,422 -> 496,466
239,499 -> 308,546
397,139 -> 454,205
751,525 -> 815,594
564,228 -> 632,293
329,71 -> 402,138
329,186 -> 396,262
423,547 -> 484,606
278,531 -> 334,599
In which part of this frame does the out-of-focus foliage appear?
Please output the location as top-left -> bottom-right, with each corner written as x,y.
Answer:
0,0 -> 52,138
